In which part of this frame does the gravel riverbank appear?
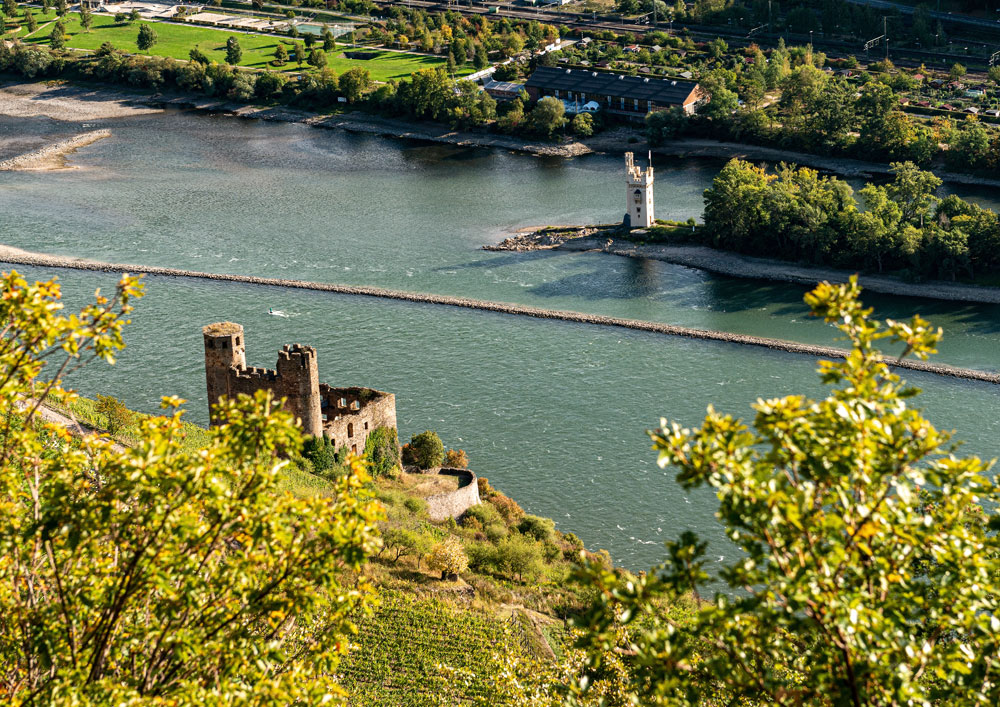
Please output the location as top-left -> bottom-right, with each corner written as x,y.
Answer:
488,226 -> 1000,306
0,129 -> 111,171
1,244 -> 996,385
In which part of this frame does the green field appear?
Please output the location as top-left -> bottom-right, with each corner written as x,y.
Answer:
17,13 -> 465,81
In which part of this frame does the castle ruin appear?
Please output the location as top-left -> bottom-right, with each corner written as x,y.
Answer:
202,322 -> 397,452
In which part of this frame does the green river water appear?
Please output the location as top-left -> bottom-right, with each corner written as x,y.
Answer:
3,110 -> 1000,571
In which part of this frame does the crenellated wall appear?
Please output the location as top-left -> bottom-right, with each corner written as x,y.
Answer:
202,323 -> 396,443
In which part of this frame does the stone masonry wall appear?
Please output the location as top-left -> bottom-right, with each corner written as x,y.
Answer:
425,468 -> 481,522
320,385 -> 396,454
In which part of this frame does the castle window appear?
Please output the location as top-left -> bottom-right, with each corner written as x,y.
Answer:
339,397 -> 346,408
351,445 -> 357,454
207,340 -> 215,349
348,423 -> 354,438
235,336 -> 240,346
351,401 -> 359,410
364,421 -> 369,431
222,341 -> 228,349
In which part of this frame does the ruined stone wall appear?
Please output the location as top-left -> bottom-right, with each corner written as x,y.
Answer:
320,385 -> 397,454
426,469 -> 481,522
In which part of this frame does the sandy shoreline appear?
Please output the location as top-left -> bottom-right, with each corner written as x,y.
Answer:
0,243 -> 996,385
488,227 -> 1000,306
0,129 -> 112,171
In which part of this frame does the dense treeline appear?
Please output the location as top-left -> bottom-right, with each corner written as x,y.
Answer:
0,39 -> 586,136
701,159 -> 1000,281
647,41 -> 1000,174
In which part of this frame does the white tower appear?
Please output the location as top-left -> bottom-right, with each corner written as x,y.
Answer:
624,152 -> 654,229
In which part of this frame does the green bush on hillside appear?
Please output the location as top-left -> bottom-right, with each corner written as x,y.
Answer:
518,514 -> 555,542
363,426 -> 400,478
95,393 -> 135,435
402,430 -> 444,470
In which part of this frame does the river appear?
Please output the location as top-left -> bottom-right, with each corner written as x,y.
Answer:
4,109 -> 1000,571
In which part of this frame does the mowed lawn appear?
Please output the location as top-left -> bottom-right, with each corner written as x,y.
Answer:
18,13 -> 465,81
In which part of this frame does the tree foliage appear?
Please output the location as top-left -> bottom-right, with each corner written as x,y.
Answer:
136,23 -> 157,52
428,536 -> 469,579
224,35 -> 242,65
701,159 -> 998,280
363,426 -> 400,479
572,277 -> 1000,706
0,271 -> 383,704
403,430 -> 444,471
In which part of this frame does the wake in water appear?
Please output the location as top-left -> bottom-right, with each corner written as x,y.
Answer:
267,309 -> 297,319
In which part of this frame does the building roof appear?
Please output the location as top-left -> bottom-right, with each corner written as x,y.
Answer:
483,78 -> 525,95
525,66 -> 698,105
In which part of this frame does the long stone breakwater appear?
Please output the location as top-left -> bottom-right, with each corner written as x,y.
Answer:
0,130 -> 112,171
2,245 -> 998,385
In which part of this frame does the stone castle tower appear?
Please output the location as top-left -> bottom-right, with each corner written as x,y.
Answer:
203,321 -> 246,420
202,322 -> 322,437
201,322 -> 397,452
624,151 -> 654,229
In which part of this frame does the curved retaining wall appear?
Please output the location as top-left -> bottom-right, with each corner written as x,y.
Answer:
3,247 -> 999,385
425,468 -> 480,522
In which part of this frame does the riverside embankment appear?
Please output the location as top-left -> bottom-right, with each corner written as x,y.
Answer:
3,244 -> 998,385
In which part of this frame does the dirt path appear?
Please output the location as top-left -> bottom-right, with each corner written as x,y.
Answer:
18,398 -> 127,454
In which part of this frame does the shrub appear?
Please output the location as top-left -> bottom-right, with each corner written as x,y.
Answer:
403,430 -> 444,470
494,534 -> 545,583
466,542 -> 497,573
489,493 -> 524,525
379,526 -> 433,563
95,394 -> 135,435
464,502 -> 502,527
518,514 -> 555,542
427,537 -> 468,579
302,435 -> 346,478
403,496 -> 426,515
444,448 -> 469,468
255,71 -> 286,100
364,426 -> 400,478
477,476 -> 495,498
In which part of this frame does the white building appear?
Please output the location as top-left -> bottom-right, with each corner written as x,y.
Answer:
625,152 -> 654,229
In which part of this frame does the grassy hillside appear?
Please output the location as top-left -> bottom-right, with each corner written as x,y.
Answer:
46,394 -> 623,703
15,12 -> 468,81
